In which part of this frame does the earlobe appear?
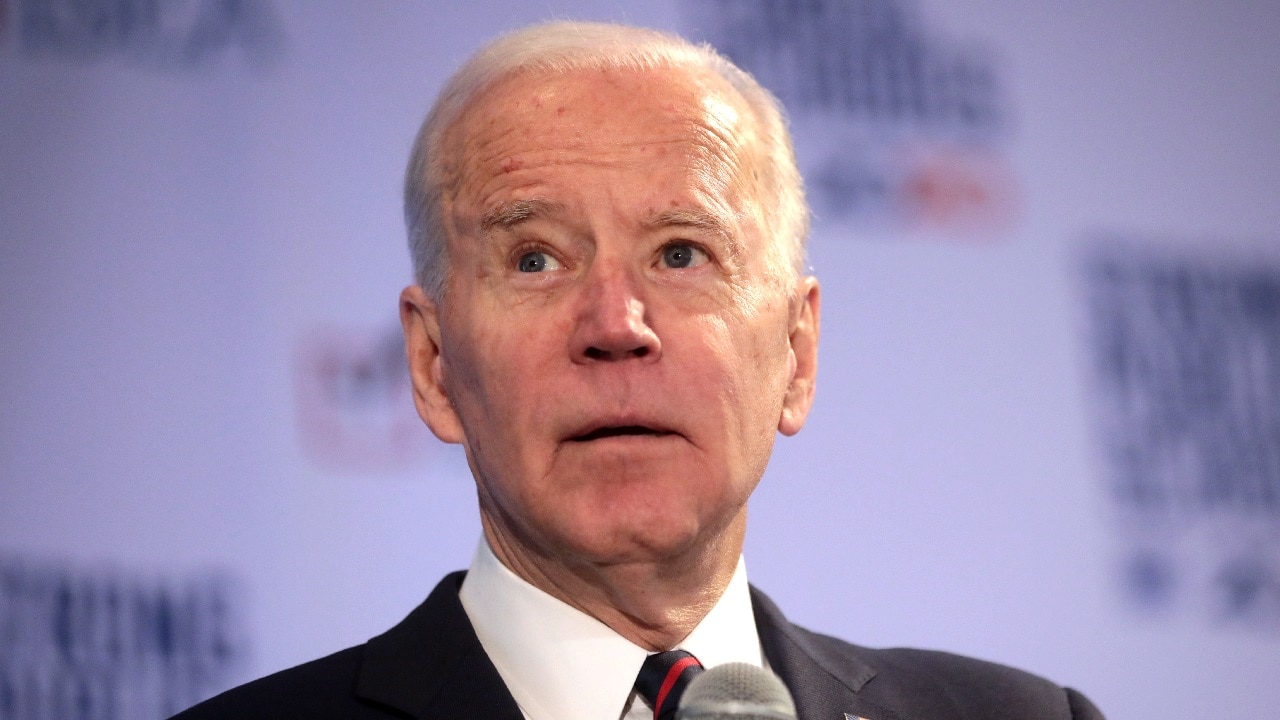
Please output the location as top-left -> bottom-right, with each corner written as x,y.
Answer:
400,285 -> 466,444
778,277 -> 820,437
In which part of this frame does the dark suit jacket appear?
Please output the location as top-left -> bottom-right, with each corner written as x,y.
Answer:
171,572 -> 1104,720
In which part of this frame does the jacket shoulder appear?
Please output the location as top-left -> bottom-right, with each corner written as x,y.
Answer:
795,624 -> 1103,720
168,572 -> 503,720
169,644 -> 400,719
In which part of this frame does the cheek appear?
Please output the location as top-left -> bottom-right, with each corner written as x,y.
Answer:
723,321 -> 794,447
684,314 -> 787,428
438,306 -> 512,430
442,302 -> 564,433
715,304 -> 791,385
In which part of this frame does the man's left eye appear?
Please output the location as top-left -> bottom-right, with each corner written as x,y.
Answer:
661,243 -> 708,269
516,250 -> 562,273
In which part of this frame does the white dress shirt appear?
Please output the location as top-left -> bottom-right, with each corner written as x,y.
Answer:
458,539 -> 765,720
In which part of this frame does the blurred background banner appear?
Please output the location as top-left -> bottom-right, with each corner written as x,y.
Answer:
684,0 -> 1016,237
2,2 -> 1277,718
1081,242 -> 1280,629
0,555 -> 247,718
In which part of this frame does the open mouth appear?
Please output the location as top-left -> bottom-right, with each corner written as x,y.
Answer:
569,425 -> 675,442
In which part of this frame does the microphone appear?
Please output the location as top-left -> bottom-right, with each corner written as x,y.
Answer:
675,662 -> 797,720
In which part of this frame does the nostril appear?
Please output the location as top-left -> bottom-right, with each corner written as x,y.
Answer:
633,346 -> 649,358
585,347 -> 608,360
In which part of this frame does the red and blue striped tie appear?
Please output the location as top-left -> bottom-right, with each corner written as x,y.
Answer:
635,649 -> 704,720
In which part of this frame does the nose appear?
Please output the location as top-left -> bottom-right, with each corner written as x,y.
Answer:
569,261 -> 661,363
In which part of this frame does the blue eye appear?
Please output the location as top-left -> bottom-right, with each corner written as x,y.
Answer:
661,243 -> 707,269
516,251 -> 559,272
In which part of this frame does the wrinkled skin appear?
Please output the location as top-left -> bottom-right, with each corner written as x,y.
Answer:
401,65 -> 819,648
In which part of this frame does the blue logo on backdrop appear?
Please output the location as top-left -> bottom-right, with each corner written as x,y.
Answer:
0,555 -> 248,719
1083,243 -> 1280,630
8,0 -> 282,70
682,0 -> 1016,237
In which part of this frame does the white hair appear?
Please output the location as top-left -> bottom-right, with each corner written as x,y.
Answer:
403,21 -> 809,299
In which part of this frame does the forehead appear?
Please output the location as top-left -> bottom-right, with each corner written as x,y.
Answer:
440,64 -> 761,201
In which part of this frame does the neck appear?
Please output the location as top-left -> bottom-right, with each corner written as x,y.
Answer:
480,511 -> 746,651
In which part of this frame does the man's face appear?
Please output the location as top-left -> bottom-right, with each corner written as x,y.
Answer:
402,66 -> 819,572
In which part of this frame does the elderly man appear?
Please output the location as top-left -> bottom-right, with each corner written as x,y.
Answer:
174,21 -> 1103,720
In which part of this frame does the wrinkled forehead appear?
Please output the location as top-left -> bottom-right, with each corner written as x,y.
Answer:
437,64 -> 766,198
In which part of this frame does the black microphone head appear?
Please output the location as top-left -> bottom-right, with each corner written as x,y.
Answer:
674,662 -> 797,720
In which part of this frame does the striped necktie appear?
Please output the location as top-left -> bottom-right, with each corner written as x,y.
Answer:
635,649 -> 704,720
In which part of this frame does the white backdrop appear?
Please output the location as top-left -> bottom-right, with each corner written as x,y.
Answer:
3,2 -> 1278,719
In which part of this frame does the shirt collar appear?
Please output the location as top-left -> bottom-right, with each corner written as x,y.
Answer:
458,539 -> 763,720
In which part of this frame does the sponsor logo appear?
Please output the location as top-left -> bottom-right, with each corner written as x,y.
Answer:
9,0 -> 283,70
0,555 -> 248,719
294,325 -> 434,475
1082,243 -> 1280,629
682,0 -> 1016,237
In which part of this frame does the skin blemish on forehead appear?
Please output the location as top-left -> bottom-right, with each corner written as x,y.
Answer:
500,157 -> 522,173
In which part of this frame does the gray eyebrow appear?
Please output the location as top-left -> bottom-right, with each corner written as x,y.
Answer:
647,208 -> 730,235
479,198 -> 565,233
647,208 -> 743,261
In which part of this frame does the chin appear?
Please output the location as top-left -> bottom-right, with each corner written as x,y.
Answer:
549,502 -> 727,569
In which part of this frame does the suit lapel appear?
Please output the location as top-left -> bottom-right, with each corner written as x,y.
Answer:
751,586 -> 914,720
355,571 -> 524,720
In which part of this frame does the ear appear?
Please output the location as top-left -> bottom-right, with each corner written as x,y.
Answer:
400,285 -> 466,444
778,276 -> 820,436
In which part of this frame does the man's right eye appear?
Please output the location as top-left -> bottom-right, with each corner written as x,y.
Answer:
516,251 -> 561,273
